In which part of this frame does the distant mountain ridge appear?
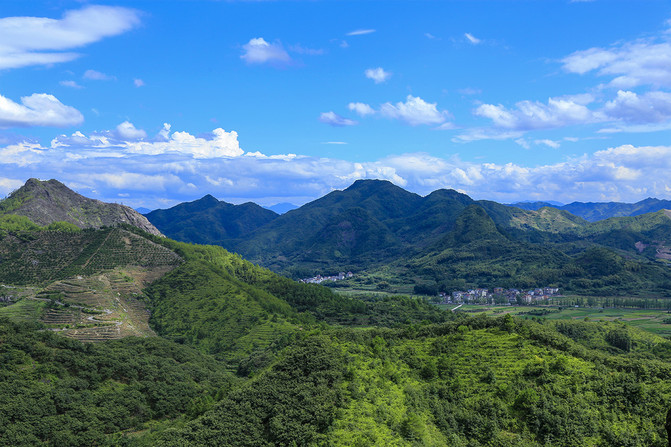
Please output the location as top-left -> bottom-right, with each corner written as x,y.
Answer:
265,202 -> 298,214
145,194 -> 278,248
510,197 -> 671,222
0,178 -> 162,236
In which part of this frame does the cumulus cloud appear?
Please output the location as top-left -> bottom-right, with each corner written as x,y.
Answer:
0,93 -> 83,128
240,38 -> 291,66
116,121 -> 146,140
380,95 -> 450,126
603,90 -> 671,123
561,34 -> 671,88
133,78 -> 145,87
459,22 -> 671,141
365,67 -> 391,83
0,5 -> 140,70
348,102 -> 376,117
319,111 -> 357,127
474,94 -> 599,131
50,124 -> 244,159
2,125 -> 671,207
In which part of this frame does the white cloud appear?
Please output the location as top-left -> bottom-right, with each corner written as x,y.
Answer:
0,5 -> 140,70
50,124 -> 244,159
0,93 -> 83,128
134,78 -> 145,87
464,33 -> 481,44
562,40 -> 671,88
474,94 -> 599,131
84,69 -> 115,81
0,177 -> 24,196
603,90 -> 671,123
364,67 -> 392,83
116,121 -> 146,140
534,139 -> 561,149
319,111 -> 357,127
348,102 -> 376,117
515,138 -> 531,149
3,125 -> 671,207
240,38 -> 291,65
59,80 -> 82,89
346,29 -> 375,36
380,95 -> 450,126
323,141 -> 347,145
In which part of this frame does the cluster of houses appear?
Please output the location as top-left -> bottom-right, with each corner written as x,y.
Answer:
299,271 -> 354,284
439,287 -> 560,305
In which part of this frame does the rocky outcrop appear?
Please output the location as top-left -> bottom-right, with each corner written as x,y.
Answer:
1,178 -> 163,236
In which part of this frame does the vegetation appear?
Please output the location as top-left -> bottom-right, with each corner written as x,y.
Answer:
152,315 -> 671,446
0,317 -> 234,447
145,194 -> 278,248
2,180 -> 671,446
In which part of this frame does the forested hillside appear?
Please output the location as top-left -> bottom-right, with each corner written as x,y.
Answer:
145,195 -> 278,248
2,183 -> 671,446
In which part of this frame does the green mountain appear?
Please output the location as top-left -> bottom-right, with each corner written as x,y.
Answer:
511,197 -> 671,222
144,179 -> 671,296
0,178 -> 162,236
145,194 -> 278,249
396,203 -> 671,296
230,180 -> 484,274
2,183 -> 671,446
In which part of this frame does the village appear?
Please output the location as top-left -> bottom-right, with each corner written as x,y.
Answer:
440,287 -> 561,306
299,271 -> 355,284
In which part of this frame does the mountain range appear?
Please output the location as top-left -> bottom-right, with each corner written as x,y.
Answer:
143,179 -> 671,296
2,178 -> 671,446
510,197 -> 671,222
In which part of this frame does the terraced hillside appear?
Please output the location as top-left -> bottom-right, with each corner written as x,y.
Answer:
0,224 -> 183,343
0,227 -> 182,285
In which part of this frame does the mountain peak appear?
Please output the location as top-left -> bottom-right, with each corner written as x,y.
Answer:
1,178 -> 163,236
197,194 -> 220,205
345,179 -> 397,191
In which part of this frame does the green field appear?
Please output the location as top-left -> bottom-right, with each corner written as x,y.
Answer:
0,297 -> 45,322
439,303 -> 671,338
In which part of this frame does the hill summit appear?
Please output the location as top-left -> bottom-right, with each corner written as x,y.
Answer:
0,178 -> 162,236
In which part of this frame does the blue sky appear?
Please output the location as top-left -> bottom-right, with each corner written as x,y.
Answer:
1,0 -> 671,209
